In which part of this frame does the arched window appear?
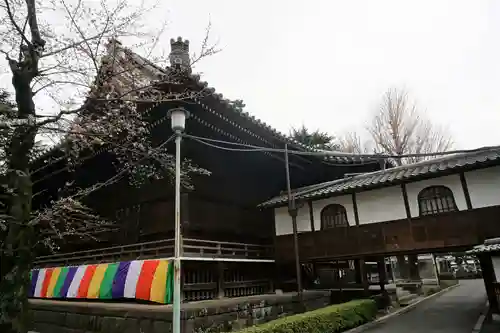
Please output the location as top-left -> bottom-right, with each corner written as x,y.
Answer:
321,204 -> 349,229
418,186 -> 458,216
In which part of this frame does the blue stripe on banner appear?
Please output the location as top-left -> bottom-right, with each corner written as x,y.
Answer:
30,269 -> 40,297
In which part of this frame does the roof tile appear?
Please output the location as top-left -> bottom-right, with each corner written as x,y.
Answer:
259,146 -> 500,208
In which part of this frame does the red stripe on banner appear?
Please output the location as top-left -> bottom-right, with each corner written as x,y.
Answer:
40,268 -> 54,298
135,260 -> 160,301
77,265 -> 97,298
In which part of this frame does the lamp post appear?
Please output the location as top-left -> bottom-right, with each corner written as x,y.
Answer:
168,107 -> 189,333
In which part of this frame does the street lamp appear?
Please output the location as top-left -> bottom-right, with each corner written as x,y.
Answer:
167,107 -> 189,333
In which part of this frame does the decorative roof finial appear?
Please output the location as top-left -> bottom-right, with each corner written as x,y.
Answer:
106,38 -> 122,56
169,36 -> 191,72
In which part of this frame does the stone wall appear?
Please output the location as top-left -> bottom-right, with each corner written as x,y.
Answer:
30,290 -> 330,333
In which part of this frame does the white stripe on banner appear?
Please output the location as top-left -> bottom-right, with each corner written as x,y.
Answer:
34,268 -> 46,297
67,265 -> 87,298
124,260 -> 144,298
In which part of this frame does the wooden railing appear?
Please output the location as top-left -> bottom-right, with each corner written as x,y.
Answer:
275,205 -> 500,263
182,238 -> 274,260
34,239 -> 176,267
182,261 -> 273,302
34,238 -> 274,267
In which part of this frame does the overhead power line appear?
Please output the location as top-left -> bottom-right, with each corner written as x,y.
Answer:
30,132 -> 500,189
182,133 -> 499,160
182,134 -> 378,166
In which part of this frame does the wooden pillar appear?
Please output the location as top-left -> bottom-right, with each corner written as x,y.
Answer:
401,183 -> 415,246
216,262 -> 226,299
354,259 -> 362,284
354,258 -> 369,291
408,254 -> 421,281
268,262 -> 276,293
308,201 -> 315,232
377,257 -> 387,292
396,255 -> 408,281
459,172 -> 473,210
401,184 -> 411,218
479,254 -> 499,313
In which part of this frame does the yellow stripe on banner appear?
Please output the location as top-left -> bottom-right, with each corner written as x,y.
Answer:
46,267 -> 62,298
150,260 -> 168,303
86,264 -> 108,298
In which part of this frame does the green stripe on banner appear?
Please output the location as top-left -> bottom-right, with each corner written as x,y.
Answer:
99,263 -> 119,299
53,267 -> 69,298
165,261 -> 174,304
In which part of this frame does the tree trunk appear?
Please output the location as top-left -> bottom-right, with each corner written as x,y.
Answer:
0,68 -> 37,333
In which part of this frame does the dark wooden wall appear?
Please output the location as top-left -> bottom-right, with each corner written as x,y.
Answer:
86,178 -> 274,246
107,196 -> 273,245
275,205 -> 500,263
31,101 -> 380,253
186,195 -> 273,243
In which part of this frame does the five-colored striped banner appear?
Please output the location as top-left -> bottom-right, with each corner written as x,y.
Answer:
29,259 -> 174,304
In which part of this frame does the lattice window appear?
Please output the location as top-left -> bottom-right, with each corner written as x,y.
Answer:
321,204 -> 349,229
418,186 -> 458,216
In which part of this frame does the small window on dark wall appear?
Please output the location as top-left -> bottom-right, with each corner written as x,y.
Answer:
418,185 -> 458,216
320,204 -> 349,229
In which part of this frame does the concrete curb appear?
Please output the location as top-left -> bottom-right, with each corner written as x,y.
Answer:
472,300 -> 489,333
345,282 -> 461,333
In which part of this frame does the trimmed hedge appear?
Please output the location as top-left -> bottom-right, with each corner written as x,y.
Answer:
235,299 -> 377,333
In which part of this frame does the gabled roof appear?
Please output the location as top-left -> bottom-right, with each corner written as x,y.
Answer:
31,38 -> 378,166
259,145 -> 500,208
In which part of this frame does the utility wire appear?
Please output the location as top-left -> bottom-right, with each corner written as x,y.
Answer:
183,133 -> 500,160
30,132 -> 500,188
185,136 -> 271,153
183,134 -> 378,167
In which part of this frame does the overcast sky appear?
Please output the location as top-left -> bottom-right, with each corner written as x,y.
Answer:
161,0 -> 500,149
1,0 -> 498,150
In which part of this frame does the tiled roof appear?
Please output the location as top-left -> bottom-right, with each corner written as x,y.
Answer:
467,238 -> 500,254
129,48 -> 366,164
31,39 -> 370,165
259,146 -> 500,208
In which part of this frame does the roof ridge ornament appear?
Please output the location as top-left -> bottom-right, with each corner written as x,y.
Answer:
105,38 -> 122,56
169,36 -> 191,73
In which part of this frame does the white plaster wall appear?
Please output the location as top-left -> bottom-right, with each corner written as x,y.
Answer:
356,186 -> 407,224
274,205 -> 311,236
405,174 -> 467,217
312,195 -> 356,229
465,165 -> 500,209
273,166 -> 500,236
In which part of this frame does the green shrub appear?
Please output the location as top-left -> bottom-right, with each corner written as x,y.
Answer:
234,299 -> 377,333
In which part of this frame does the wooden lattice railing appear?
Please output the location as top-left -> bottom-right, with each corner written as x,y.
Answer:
34,238 -> 274,267
34,239 -> 176,267
182,238 -> 273,260
182,262 -> 273,302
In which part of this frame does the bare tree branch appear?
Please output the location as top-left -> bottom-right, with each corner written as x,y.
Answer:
367,87 -> 453,165
337,131 -> 373,154
0,0 -> 219,330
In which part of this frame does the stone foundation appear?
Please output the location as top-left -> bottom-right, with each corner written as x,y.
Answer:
30,290 -> 330,333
